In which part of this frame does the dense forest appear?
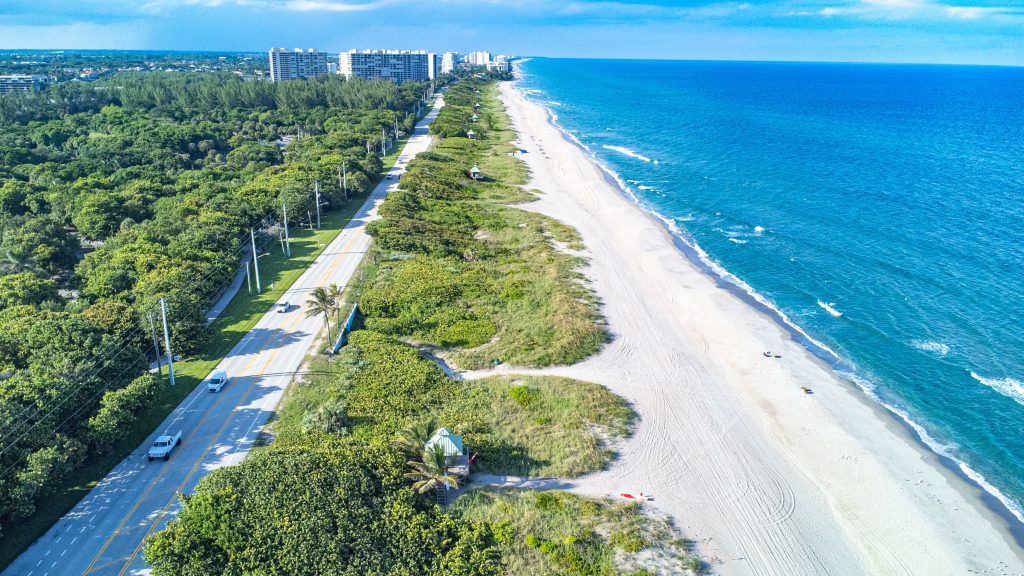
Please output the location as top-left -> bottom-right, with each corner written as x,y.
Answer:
0,71 -> 427,540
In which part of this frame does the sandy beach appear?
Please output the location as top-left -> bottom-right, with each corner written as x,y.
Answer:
479,78 -> 1024,575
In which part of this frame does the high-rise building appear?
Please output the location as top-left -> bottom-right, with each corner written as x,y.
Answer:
467,51 -> 491,67
488,54 -> 511,73
338,50 -> 435,84
268,48 -> 329,82
0,74 -> 48,94
427,53 -> 438,81
441,52 -> 460,75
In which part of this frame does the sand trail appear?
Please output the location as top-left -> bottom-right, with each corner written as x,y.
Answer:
470,80 -> 1024,575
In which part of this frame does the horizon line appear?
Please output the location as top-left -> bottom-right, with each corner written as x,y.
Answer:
0,49 -> 1020,69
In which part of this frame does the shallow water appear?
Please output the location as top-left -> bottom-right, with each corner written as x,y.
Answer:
518,58 -> 1024,521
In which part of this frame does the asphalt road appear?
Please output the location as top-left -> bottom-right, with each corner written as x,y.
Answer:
2,96 -> 443,576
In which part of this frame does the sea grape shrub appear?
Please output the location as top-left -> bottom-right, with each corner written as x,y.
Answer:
144,445 -> 502,576
86,374 -> 163,453
508,385 -> 540,408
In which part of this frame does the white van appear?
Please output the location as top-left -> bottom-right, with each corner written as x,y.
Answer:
207,370 -> 229,393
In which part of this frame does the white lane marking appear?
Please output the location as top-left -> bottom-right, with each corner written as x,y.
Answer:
70,536 -> 78,545
36,559 -> 43,566
44,550 -> 50,557
60,549 -> 66,557
80,526 -> 87,533
54,537 -> 60,543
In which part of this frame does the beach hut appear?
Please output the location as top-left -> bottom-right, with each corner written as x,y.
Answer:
467,129 -> 477,140
468,164 -> 482,180
425,427 -> 463,458
472,114 -> 479,123
425,427 -> 471,481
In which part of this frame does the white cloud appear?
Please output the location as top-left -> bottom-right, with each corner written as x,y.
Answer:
282,0 -> 382,10
817,0 -> 1023,20
141,0 -> 385,12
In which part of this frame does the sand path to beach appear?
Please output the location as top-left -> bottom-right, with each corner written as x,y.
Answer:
464,79 -> 1024,576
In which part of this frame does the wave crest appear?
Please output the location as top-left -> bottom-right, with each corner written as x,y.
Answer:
817,300 -> 843,317
971,372 -> 1024,406
601,144 -> 653,163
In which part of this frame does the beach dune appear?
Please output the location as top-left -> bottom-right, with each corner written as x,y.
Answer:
489,78 -> 1024,575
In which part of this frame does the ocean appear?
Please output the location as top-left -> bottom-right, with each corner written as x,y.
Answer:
517,58 -> 1024,523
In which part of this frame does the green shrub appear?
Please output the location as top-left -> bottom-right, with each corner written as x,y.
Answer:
300,398 -> 349,435
610,530 -> 646,553
491,521 -> 516,545
680,556 -> 704,573
508,385 -> 539,408
525,533 -> 540,549
534,491 -> 561,511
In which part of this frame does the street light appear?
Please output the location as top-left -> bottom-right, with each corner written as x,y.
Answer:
250,228 -> 273,293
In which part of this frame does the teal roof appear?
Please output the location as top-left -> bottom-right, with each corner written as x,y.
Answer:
425,427 -> 463,457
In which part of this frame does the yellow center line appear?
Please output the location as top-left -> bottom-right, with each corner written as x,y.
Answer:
96,121 -> 432,574
79,328 -> 276,575
110,216 -> 369,574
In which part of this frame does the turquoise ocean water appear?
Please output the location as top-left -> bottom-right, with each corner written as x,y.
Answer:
517,58 -> 1024,526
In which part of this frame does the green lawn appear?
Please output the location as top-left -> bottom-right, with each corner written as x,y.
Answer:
0,134 -> 414,570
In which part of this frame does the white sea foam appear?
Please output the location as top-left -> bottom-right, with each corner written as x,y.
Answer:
971,372 -> 1024,406
912,340 -> 951,357
602,144 -> 653,163
637,185 -> 656,190
728,238 -> 748,244
518,86 -> 1024,525
837,369 -> 1024,525
754,225 -> 766,233
817,300 -> 843,317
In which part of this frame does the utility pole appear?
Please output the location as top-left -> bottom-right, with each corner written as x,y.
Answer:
251,228 -> 261,293
245,261 -> 252,294
381,128 -> 386,154
315,179 -> 322,227
147,311 -> 163,379
282,202 -> 291,257
160,297 -> 175,386
395,118 -> 400,141
342,162 -> 348,201
307,210 -> 313,231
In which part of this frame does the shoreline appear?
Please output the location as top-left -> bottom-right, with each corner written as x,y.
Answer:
513,66 -> 1024,545
497,70 -> 1024,574
590,123 -> 1024,545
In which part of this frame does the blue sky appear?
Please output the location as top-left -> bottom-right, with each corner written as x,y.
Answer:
1,0 -> 1022,65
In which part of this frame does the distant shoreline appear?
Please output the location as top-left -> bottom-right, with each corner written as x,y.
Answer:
503,61 -> 1024,572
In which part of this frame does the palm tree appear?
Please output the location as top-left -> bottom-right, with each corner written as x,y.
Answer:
326,283 -> 344,325
0,247 -> 46,277
305,286 -> 337,343
405,443 -> 460,495
393,417 -> 439,458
